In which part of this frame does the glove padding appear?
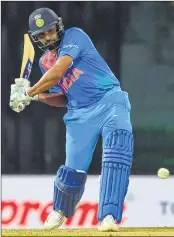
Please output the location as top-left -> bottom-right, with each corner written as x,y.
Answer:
9,98 -> 25,113
9,84 -> 28,113
9,78 -> 38,113
14,78 -> 38,102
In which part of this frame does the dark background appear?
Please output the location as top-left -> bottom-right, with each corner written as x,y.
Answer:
2,1 -> 174,175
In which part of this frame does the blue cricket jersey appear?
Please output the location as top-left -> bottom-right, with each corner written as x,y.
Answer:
39,27 -> 120,109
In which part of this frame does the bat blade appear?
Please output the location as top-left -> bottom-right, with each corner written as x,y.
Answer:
20,34 -> 35,79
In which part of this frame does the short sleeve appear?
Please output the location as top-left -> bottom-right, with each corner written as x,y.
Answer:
58,28 -> 87,60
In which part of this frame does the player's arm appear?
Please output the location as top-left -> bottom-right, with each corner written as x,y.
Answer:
38,93 -> 67,107
28,55 -> 73,97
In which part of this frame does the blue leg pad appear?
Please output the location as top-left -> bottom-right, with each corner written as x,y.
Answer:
53,165 -> 87,218
98,129 -> 134,223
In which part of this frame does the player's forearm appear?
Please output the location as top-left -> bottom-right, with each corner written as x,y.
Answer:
28,64 -> 61,97
27,55 -> 73,97
38,93 -> 67,107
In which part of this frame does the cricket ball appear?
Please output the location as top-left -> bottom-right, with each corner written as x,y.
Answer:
157,168 -> 170,179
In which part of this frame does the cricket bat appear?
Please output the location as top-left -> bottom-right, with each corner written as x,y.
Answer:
17,34 -> 35,110
20,33 -> 35,79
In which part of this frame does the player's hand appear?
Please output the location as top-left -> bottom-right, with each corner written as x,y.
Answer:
15,78 -> 39,102
9,82 -> 30,113
9,97 -> 26,113
9,84 -> 25,112
14,78 -> 31,105
15,78 -> 31,88
9,79 -> 39,113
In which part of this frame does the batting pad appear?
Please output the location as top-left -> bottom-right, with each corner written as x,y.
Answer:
98,129 -> 134,223
53,165 -> 87,218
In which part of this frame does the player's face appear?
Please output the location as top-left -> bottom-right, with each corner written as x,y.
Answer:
35,25 -> 58,46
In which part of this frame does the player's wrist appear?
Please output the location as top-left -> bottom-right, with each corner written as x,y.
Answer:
32,94 -> 39,101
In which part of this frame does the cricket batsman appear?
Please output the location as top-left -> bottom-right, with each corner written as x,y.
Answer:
9,8 -> 134,231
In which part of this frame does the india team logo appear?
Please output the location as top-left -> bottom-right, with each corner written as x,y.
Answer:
34,14 -> 45,27
36,18 -> 44,27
